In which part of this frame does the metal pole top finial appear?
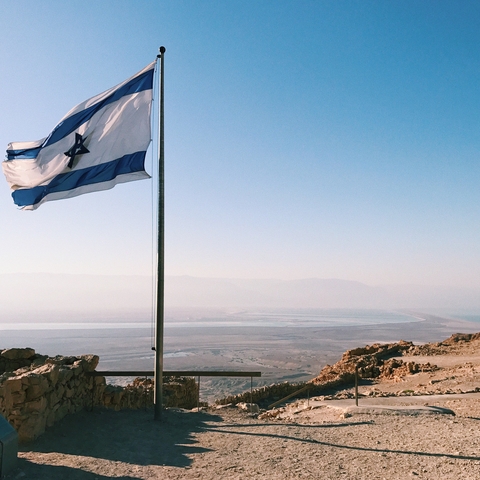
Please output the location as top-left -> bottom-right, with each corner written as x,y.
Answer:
159,46 -> 166,54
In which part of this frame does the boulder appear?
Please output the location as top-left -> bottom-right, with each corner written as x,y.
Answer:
237,402 -> 260,413
1,348 -> 35,360
80,355 -> 99,372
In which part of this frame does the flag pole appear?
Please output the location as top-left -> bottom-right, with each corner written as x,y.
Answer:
154,46 -> 166,421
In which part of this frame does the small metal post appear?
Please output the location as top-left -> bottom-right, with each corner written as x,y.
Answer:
144,376 -> 148,410
307,388 -> 310,407
250,376 -> 253,405
91,375 -> 95,411
355,365 -> 359,407
197,375 -> 200,411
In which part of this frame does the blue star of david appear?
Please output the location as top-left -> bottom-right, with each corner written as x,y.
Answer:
64,133 -> 89,168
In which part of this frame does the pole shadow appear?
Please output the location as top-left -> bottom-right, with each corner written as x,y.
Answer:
10,408 -> 223,478
204,423 -> 480,462
6,459 -> 140,480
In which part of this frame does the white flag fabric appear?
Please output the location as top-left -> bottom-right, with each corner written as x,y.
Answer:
3,61 -> 155,210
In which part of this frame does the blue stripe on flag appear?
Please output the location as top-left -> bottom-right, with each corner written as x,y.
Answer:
7,68 -> 154,161
44,69 -> 154,148
12,151 -> 146,207
6,146 -> 42,160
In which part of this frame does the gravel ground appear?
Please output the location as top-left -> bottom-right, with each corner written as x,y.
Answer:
5,397 -> 480,480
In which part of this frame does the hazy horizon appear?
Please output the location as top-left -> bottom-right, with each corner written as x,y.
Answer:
0,273 -> 479,317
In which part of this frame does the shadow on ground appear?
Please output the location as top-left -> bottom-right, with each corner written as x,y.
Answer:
6,408 -> 222,479
206,422 -> 480,462
10,459 -> 140,480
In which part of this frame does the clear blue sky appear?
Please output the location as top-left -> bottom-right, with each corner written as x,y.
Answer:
1,0 -> 479,288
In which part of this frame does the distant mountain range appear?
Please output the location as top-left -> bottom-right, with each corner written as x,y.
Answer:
164,276 -> 480,310
0,274 -> 479,318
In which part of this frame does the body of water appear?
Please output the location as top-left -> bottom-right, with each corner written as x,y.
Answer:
0,308 -> 421,331
178,309 -> 422,328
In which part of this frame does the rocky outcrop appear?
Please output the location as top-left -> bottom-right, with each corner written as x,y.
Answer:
217,340 -> 439,407
408,332 -> 480,356
311,340 -> 436,385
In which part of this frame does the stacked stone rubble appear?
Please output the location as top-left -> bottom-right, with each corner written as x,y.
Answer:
102,378 -> 153,410
163,376 -> 198,409
101,376 -> 198,411
217,381 -> 308,407
0,348 -> 101,443
0,348 -> 201,443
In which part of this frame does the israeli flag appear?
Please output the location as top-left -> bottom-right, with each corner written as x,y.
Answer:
3,61 -> 155,210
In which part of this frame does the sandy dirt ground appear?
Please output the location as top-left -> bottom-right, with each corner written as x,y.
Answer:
7,328 -> 480,480
6,399 -> 480,480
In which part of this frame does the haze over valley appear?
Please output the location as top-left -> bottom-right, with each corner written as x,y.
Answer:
0,274 -> 479,320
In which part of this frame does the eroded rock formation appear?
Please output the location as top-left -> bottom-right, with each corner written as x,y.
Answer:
311,340 -> 437,385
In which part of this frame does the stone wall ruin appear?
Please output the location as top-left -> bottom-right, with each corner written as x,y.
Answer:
0,348 -> 198,443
